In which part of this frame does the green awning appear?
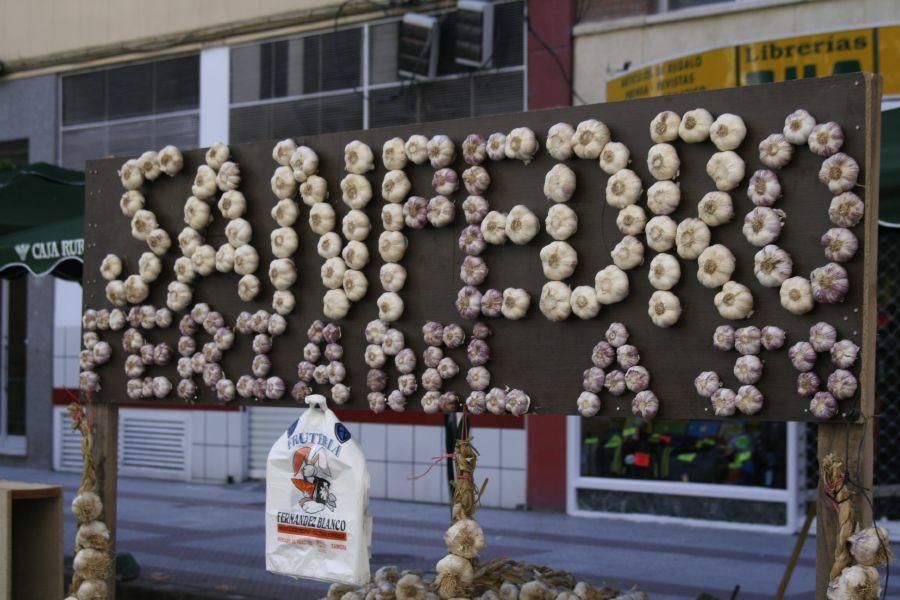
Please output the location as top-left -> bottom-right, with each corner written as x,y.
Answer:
0,164 -> 84,279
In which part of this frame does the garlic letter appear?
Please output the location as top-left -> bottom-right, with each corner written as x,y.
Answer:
541,241 -> 578,280
599,142 -> 630,174
594,265 -> 629,304
679,108 -> 713,142
647,143 -> 680,180
546,204 -> 578,240
323,289 -> 351,320
573,119 -> 610,158
697,192 -> 733,227
427,134 -> 455,168
344,140 -> 374,174
819,152 -> 859,194
270,166 -> 296,200
157,145 -> 183,176
606,169 -> 642,208
675,218 -> 710,260
780,276 -> 814,314
747,169 -> 781,206
546,122 -> 575,160
501,288 -> 530,320
743,207 -> 785,247
714,281 -> 754,320
506,205 -> 540,245
505,127 -> 539,163
381,170 -> 410,204
378,231 -> 408,262
544,164 -> 576,203
808,121 -> 844,156
646,215 -> 677,252
710,113 -> 746,150
377,292 -> 404,322
759,134 -> 793,169
706,151 -> 745,191
696,244 -> 735,288
616,205 -> 646,235
299,175 -> 328,206
783,109 -> 816,145
309,202 -> 336,235
570,286 -> 600,319
648,253 -> 680,290
646,288 -> 682,329
753,244 -> 793,287
539,282 -> 572,321
100,254 -> 122,281
481,211 -> 507,245
405,134 -> 429,164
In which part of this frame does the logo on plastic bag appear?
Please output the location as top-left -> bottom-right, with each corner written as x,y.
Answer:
292,446 -> 337,514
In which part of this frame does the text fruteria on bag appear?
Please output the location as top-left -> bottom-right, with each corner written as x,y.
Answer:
265,394 -> 371,585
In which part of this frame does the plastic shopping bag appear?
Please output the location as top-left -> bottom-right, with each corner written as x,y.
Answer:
265,394 -> 371,585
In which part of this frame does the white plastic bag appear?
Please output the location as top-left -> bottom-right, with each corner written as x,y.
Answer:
265,395 -> 371,585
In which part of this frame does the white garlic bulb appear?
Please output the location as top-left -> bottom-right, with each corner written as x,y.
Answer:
100,254 -> 122,281
381,170 -> 411,204
157,145 -> 184,177
501,288 -> 530,320
541,241 -> 578,280
272,290 -> 295,315
809,121 -> 844,156
648,290 -> 681,327
675,218 -> 711,260
377,291 -> 404,321
506,205 -> 540,245
427,134 -> 455,168
119,159 -> 143,190
380,263 -> 407,292
697,192 -> 734,227
190,244 -> 216,276
644,181 -> 679,216
747,169 -> 781,207
570,286 -> 600,319
710,113 -> 746,150
343,269 -> 368,302
321,257 -> 347,289
270,166 -> 297,200
191,165 -> 217,200
309,202 -> 336,235
138,252 -> 161,282
594,265 -> 629,304
287,146 -> 318,183
342,240 -> 369,270
120,190 -> 144,217
714,281 -> 754,320
505,127 -> 539,163
783,109 -> 816,145
174,256 -> 195,283
317,232 -> 342,259
233,245 -> 259,275
147,228 -> 171,256
205,142 -> 229,170
131,209 -> 158,241
405,134 -> 429,164
323,289 -> 351,319
215,244 -> 235,272
382,137 -> 407,170
299,175 -> 328,206
605,169 -> 643,208
706,151 -> 745,191
427,195 -> 455,228
539,281 -> 572,321
268,258 -> 296,290
481,211 -> 508,245
224,218 -> 252,248
485,132 -> 506,161
544,163 -> 576,203
646,216 -> 677,253
381,203 -> 404,232
220,190 -> 247,219
270,227 -> 298,259
616,205 -> 646,236
573,119 -> 610,159
780,276 -> 814,314
754,244 -> 793,287
342,209 -> 371,242
166,282 -> 192,311
105,280 -> 126,306
650,111 -> 680,143
546,122 -> 575,161
545,204 -> 578,240
238,274 -> 261,302
344,140 -> 374,174
215,161 -> 240,192
647,143 -> 680,180
184,196 -> 212,230
335,174 -> 370,210
819,152 -> 859,194
679,108 -> 713,143
599,141 -> 630,175
696,244 -> 736,288
648,253 -> 680,290
378,231 -> 408,263
759,133 -> 793,169
272,139 -> 296,166
743,206 -> 785,247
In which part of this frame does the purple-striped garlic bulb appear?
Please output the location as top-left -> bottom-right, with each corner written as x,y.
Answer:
394,348 -> 416,374
462,195 -> 489,224
577,392 -> 601,417
439,392 -> 460,414
421,391 -> 441,414
216,379 -> 236,402
466,391 -> 487,415
463,166 -> 490,196
735,385 -> 764,415
734,355 -> 763,385
605,322 -> 629,347
828,369 -> 858,400
234,312 -> 252,335
789,341 -> 817,372
760,326 -> 786,351
466,367 -> 491,391
365,319 -> 388,345
797,372 -> 820,397
809,322 -> 838,352
324,343 -> 343,362
292,381 -> 312,402
810,262 -> 849,304
459,225 -> 486,256
821,228 -> 858,263
297,361 -> 315,382
485,388 -> 507,415
398,374 -> 417,397
734,326 -> 761,355
323,323 -> 342,344
616,345 -> 640,370
625,366 -> 650,393
423,346 -> 443,368
387,390 -> 406,412
632,391 -> 659,419
140,344 -> 156,366
604,370 -> 626,395
582,367 -> 605,393
695,371 -> 721,397
307,319 -> 326,343
421,368 -> 442,391
80,371 -> 100,394
592,341 -> 615,369
713,325 -> 735,351
462,134 -> 487,166
710,388 -> 736,416
810,391 -> 838,420
153,343 -> 173,366
443,324 -> 466,349
253,355 -> 271,378
831,339 -> 859,369
437,357 -> 459,380
313,365 -> 329,385
422,321 -> 444,346
202,363 -> 223,388
480,289 -> 503,317
236,375 -> 255,399
369,392 -> 386,414
265,377 -> 285,400
327,361 -> 346,385
505,389 -> 530,417
252,334 -> 272,355
456,287 -> 482,320
177,379 -> 197,401
403,196 -> 428,229
152,376 -> 172,399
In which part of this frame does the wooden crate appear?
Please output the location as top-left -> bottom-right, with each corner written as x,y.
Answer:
0,480 -> 64,600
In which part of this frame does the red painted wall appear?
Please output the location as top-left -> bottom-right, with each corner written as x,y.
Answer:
524,0 -> 576,511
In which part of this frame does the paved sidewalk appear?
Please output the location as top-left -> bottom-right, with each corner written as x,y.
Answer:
2,466 -> 897,600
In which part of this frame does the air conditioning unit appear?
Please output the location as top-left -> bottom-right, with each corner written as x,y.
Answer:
398,13 -> 440,80
455,0 -> 494,68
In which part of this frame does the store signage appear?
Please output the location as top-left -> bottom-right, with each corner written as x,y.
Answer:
12,238 -> 83,261
607,25 -> 900,99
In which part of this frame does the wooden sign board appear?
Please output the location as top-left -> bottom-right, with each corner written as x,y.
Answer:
82,73 -> 879,422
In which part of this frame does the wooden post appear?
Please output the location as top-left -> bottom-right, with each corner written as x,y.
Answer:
90,403 -> 118,600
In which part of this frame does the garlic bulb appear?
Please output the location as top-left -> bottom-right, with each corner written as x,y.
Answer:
377,291 -> 404,322
648,253 -> 680,290
486,132 -> 506,161
119,159 -> 143,190
267,227 -> 297,260
462,133 -> 487,166
545,203 -> 578,241
342,209 -> 371,242
270,166 -> 297,200
605,169 -> 642,208
573,119 -> 610,158
505,389 -> 530,417
501,288 -> 530,320
166,282 -> 192,311
735,326 -> 761,355
594,265 -> 629,304
212,243 -> 235,272
757,325 -> 785,351
379,204 -> 404,234
462,166 -> 489,195
459,226 -> 486,256
697,244 -> 735,288
320,289 -> 348,320
481,211 -> 508,244
828,369 -> 857,399
697,192 -> 734,227
158,145 -> 184,177
714,281 -> 754,320
299,175 -> 328,206
829,192 -> 865,227
649,111 -> 680,142
679,108 -> 713,142
456,286 -> 482,319
181,244 -> 207,277
599,141 -> 630,174
543,123 -> 574,161
131,209 -> 158,241
647,143 -> 680,180
648,290 -> 681,327
759,134 -> 793,169
434,554 -> 474,599
789,341 -> 817,372
847,526 -> 894,567
819,152 -> 859,194
713,325 -> 735,351
706,151 -> 745,191
467,338 -> 490,365
810,392 -> 838,419
505,127 -> 539,163
539,281 -> 572,321
646,181 -> 680,215
734,355 -> 763,384
694,371 -> 722,397
312,233 -> 340,260
810,262 -> 849,304
543,163 -> 576,203
268,259 -> 296,291
710,113 -> 746,150
797,372 -> 820,397
675,218 -> 710,260
606,323 -> 628,347
205,142 -> 229,170
191,165 -> 218,200
807,322 -> 837,353
404,134 -> 429,164
577,392 -> 602,417
218,190 -> 247,220
344,140 -> 374,174
611,235 -> 644,270
783,109 -> 816,145
272,139 -> 297,166
753,244 -> 792,288
541,241 -> 578,279
184,196 -> 212,230
427,134 -> 455,169
321,257 -> 347,290
563,285 -> 598,319
342,269 -> 368,302
336,174 -> 370,210
632,390 -> 659,419
237,275 -> 259,301
120,190 -> 144,217
625,366 -> 650,393
135,252 -> 160,284
233,245 -> 259,275
808,121 -> 844,156
462,195 -> 489,225
215,161 -> 240,192
342,240 -> 369,270
831,339 -> 859,369
592,341 -> 615,368
821,227 -> 858,263
100,254 -> 122,281
743,207 -> 785,247
380,263 -> 407,292
124,275 -> 150,303
380,170 -> 410,205
147,228 -> 171,256
378,231 -> 408,262
309,202 -> 336,235
506,205 -> 540,245
778,276 -> 814,314
224,218 -> 252,248
427,195 -> 455,228
709,387 -> 736,417
646,215 -> 677,252
735,385 -> 763,415
747,169 -> 781,207
481,288 -> 502,317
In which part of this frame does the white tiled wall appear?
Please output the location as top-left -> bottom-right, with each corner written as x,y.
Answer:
53,325 -> 80,388
190,409 -> 248,483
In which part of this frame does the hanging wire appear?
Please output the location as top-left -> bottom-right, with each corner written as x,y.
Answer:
524,14 -> 587,105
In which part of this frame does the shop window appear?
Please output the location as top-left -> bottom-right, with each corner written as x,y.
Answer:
0,277 -> 27,452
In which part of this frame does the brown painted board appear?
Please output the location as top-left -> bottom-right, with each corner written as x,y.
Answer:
82,73 -> 879,422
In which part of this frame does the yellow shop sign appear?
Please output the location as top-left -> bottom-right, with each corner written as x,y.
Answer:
607,48 -> 735,102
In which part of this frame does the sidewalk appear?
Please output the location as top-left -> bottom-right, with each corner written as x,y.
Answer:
2,466 -> 896,600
